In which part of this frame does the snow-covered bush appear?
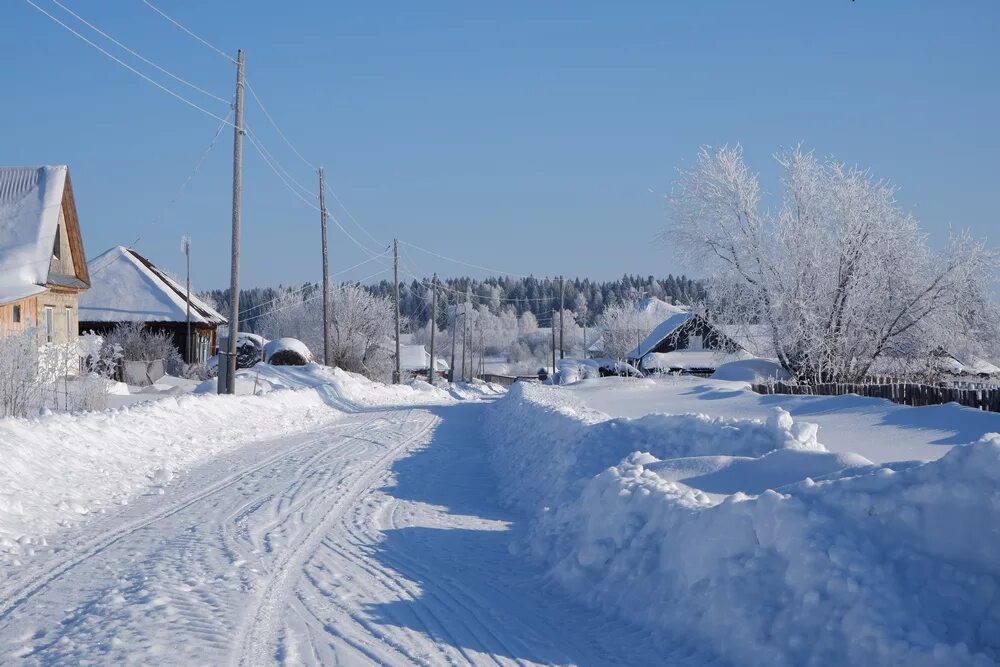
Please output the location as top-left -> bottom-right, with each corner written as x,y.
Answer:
597,299 -> 660,361
257,284 -> 394,381
102,322 -> 182,369
0,332 -> 43,418
668,145 -> 999,382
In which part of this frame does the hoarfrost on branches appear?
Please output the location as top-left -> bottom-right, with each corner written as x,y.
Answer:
668,144 -> 999,382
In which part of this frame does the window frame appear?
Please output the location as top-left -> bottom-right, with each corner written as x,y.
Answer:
44,306 -> 54,344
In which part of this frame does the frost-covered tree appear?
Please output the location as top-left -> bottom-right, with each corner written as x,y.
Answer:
668,145 -> 999,382
598,300 -> 659,361
258,284 -> 394,381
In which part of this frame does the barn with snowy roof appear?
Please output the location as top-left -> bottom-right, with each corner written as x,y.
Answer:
79,245 -> 226,364
0,165 -> 90,345
627,313 -> 753,376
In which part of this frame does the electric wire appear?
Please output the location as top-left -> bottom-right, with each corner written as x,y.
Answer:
49,0 -> 230,104
24,0 -> 236,128
141,0 -> 236,63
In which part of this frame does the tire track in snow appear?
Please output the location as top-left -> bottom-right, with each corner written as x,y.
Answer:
234,409 -> 439,666
0,416 -> 376,626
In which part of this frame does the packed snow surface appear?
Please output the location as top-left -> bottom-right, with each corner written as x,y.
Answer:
485,381 -> 1000,667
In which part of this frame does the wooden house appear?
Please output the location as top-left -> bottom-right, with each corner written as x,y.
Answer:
78,246 -> 226,364
0,166 -> 90,344
627,313 -> 752,376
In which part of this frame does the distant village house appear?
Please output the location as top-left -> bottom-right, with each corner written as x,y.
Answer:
79,245 -> 226,364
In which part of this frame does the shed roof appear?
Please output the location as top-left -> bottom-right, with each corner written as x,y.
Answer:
627,312 -> 693,359
79,246 -> 226,326
0,166 -> 67,304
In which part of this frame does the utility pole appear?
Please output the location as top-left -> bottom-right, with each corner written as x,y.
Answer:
559,275 -> 565,360
428,274 -> 437,384
393,238 -> 401,384
449,296 -> 458,383
461,298 -> 468,382
220,48 -> 245,395
182,235 -> 191,363
319,167 -> 331,367
551,310 -> 556,381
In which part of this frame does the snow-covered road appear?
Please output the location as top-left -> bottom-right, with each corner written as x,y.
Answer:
0,402 -> 706,666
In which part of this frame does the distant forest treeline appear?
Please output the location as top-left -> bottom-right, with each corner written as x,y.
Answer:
203,274 -> 704,333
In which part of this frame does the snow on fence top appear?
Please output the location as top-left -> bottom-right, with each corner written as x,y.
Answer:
0,165 -> 67,305
79,246 -> 226,325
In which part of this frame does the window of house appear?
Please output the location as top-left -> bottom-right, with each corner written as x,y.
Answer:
65,306 -> 73,340
44,306 -> 54,343
12,304 -> 20,323
52,225 -> 61,260
687,334 -> 704,350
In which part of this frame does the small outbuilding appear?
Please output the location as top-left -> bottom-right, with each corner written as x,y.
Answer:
79,246 -> 226,364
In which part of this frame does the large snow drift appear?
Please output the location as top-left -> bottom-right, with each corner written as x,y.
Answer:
485,382 -> 1000,667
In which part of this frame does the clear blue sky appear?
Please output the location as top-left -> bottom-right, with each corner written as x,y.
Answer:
3,1 -> 998,289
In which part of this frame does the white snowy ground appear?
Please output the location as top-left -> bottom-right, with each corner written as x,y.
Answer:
0,367 -> 716,666
485,379 -> 1000,667
562,375 -> 1000,463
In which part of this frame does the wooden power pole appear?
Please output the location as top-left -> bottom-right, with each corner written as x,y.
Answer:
182,235 -> 191,363
551,309 -> 556,380
220,48 -> 245,395
393,238 -> 401,384
319,167 -> 331,366
428,274 -> 437,384
559,275 -> 565,360
449,296 -> 458,383
461,298 -> 468,382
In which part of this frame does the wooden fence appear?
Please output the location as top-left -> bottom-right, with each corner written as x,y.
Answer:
752,380 -> 1000,412
478,373 -> 539,387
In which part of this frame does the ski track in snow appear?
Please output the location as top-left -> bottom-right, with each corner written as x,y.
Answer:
0,402 -> 719,666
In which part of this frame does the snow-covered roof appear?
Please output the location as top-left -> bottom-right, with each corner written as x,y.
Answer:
79,246 -> 226,325
627,312 -> 693,359
0,166 -> 67,305
398,343 -> 449,371
642,349 -> 752,371
264,337 -> 313,363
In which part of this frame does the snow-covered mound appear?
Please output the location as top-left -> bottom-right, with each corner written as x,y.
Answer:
711,358 -> 790,383
556,357 -> 641,385
484,382 -> 1000,667
264,337 -> 313,365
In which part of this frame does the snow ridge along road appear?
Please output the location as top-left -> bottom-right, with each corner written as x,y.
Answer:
0,399 -> 698,666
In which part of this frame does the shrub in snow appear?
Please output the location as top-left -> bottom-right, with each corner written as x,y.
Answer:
0,332 -> 43,418
265,337 -> 312,366
102,322 -> 182,371
485,383 -> 1000,666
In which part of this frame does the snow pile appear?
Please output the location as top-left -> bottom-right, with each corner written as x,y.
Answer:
556,358 -> 641,385
485,383 -> 1000,666
264,336 -> 313,365
711,358 -> 790,383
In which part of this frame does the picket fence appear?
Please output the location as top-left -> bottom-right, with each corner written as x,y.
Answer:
751,380 -> 1000,412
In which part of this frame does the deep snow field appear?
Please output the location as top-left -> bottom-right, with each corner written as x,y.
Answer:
484,377 -> 1000,666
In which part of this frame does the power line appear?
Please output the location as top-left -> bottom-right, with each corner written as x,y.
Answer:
243,81 -> 387,250
24,0 -> 236,127
141,0 -> 236,63
87,108 -> 234,280
48,0 -> 230,104
245,80 -> 317,171
243,129 -> 390,260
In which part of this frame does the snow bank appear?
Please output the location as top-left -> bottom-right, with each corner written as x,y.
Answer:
485,383 -> 1000,666
711,358 -> 790,383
